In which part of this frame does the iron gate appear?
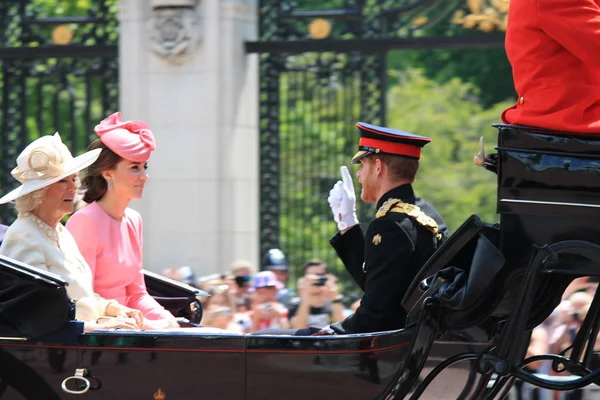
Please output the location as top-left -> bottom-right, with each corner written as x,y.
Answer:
248,0 -> 506,281
0,0 -> 119,224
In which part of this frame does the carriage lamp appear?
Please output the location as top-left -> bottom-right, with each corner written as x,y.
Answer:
149,0 -> 201,62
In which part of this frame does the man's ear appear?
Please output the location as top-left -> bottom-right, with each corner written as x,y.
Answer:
374,158 -> 384,176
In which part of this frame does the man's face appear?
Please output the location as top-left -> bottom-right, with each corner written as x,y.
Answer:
268,269 -> 288,284
303,265 -> 328,297
357,157 -> 378,203
255,286 -> 278,303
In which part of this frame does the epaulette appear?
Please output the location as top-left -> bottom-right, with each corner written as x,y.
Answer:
376,198 -> 442,240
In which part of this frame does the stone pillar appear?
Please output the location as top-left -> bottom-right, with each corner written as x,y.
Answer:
118,0 -> 259,276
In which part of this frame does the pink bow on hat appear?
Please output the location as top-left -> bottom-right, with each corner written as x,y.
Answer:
94,112 -> 156,162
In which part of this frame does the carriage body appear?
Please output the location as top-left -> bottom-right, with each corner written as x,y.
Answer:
0,254 -> 486,400
1,124 -> 600,399
495,125 -> 600,325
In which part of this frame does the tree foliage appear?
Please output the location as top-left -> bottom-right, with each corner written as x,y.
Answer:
387,69 -> 510,230
388,48 -> 514,108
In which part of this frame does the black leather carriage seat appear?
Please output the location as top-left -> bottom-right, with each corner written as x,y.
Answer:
0,255 -> 75,339
402,215 -> 505,335
494,124 -> 600,327
143,270 -> 204,324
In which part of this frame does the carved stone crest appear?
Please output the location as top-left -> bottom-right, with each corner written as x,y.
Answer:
148,0 -> 201,63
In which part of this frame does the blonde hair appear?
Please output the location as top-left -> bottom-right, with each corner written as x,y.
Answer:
230,259 -> 255,274
15,188 -> 47,215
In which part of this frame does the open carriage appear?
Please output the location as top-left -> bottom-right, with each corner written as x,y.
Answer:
1,124 -> 599,399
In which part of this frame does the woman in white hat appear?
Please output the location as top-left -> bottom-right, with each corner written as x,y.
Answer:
0,133 -> 143,332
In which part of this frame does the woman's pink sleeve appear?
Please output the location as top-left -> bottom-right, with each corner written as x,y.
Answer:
125,270 -> 174,320
124,211 -> 173,320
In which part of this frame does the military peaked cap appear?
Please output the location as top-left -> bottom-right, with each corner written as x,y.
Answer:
351,122 -> 432,163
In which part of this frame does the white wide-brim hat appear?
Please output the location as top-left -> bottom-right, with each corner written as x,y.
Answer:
0,133 -> 102,205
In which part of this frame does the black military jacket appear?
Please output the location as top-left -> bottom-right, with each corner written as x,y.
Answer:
329,184 -> 448,334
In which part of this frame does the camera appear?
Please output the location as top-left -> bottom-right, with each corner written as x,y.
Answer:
313,274 -> 328,287
234,275 -> 252,288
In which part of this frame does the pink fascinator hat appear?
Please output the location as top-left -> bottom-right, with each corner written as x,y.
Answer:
94,112 -> 156,162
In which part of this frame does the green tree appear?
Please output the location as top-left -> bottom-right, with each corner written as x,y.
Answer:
388,47 -> 514,108
387,69 -> 511,231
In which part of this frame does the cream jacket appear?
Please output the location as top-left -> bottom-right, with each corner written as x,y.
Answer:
0,214 -> 114,322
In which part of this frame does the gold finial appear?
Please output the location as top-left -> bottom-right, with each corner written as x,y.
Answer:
154,388 -> 166,400
473,136 -> 485,167
308,18 -> 332,40
51,25 -> 74,45
412,16 -> 429,27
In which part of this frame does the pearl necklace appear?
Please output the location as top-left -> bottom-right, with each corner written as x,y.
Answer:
20,212 -> 61,242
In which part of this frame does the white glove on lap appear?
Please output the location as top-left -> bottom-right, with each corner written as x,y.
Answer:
327,166 -> 359,231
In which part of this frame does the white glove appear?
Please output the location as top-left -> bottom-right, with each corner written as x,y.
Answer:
327,166 -> 359,231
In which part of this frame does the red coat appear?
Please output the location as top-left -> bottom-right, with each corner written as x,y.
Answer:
502,0 -> 600,134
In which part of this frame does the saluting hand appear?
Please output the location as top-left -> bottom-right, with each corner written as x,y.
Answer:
327,166 -> 359,231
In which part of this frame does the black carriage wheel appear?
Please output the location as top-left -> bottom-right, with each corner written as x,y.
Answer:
408,353 -> 479,400
457,360 -> 479,400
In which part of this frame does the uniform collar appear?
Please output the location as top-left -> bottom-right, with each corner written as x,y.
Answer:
376,184 -> 415,209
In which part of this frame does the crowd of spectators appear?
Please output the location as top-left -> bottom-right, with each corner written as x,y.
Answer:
163,249 -> 352,334
163,253 -> 599,399
515,277 -> 599,400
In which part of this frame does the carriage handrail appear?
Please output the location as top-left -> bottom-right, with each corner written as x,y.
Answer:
0,254 -> 68,287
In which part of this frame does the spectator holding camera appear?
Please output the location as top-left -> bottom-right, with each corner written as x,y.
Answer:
550,292 -> 593,355
250,271 -> 290,331
230,259 -> 255,298
289,260 -> 345,329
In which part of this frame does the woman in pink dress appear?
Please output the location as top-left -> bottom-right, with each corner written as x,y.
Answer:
67,112 -> 179,330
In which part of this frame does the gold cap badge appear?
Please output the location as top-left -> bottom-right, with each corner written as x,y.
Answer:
154,388 -> 166,400
372,234 -> 382,245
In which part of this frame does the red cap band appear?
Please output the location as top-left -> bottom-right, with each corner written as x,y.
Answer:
359,137 -> 422,159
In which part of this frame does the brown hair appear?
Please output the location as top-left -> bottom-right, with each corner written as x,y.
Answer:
303,258 -> 327,272
80,139 -> 123,203
371,154 -> 419,182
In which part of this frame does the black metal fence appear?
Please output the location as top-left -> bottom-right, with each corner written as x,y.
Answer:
259,51 -> 385,280
0,0 -> 119,224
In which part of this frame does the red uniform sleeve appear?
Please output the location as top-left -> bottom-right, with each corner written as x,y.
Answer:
538,0 -> 600,64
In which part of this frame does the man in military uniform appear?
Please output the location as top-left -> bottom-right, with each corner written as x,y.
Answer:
322,122 -> 448,335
